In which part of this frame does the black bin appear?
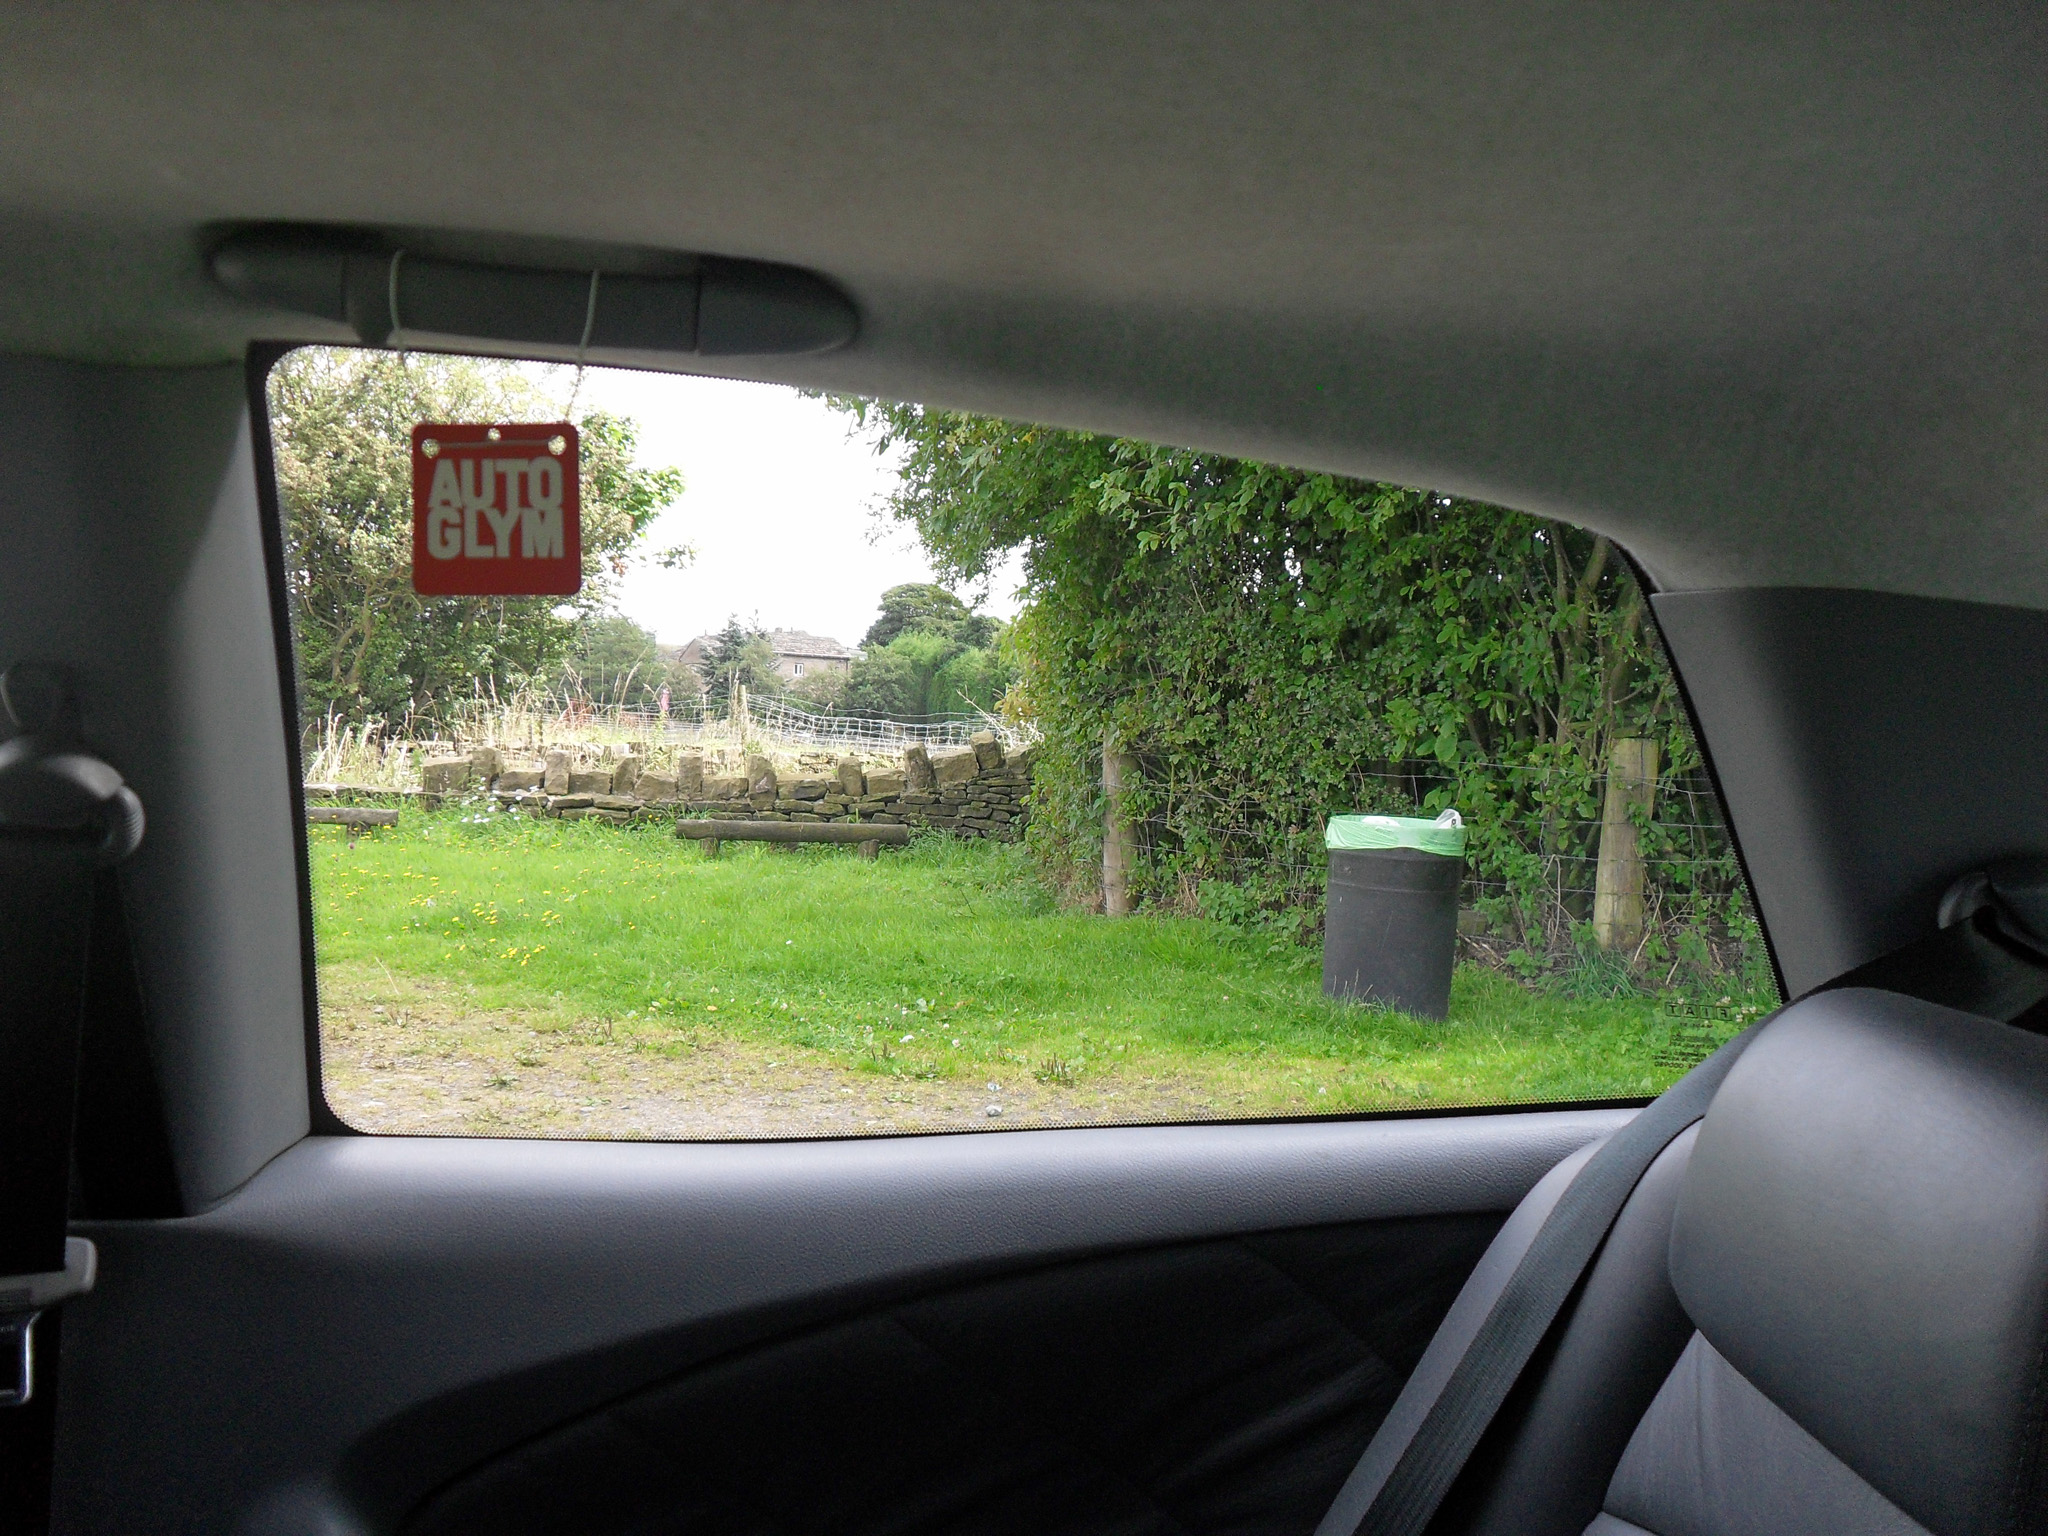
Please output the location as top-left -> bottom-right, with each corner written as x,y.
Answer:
1322,813 -> 1465,1020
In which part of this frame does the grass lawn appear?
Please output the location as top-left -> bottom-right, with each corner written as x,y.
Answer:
311,810 -> 1757,1139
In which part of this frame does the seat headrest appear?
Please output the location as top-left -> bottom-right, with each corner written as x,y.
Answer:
1671,989 -> 2048,1536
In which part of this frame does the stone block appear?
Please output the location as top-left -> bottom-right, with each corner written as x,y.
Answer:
636,772 -> 677,802
613,756 -> 643,795
931,748 -> 979,786
757,811 -> 789,822
821,795 -> 850,812
497,768 -> 544,792
837,758 -> 866,796
904,745 -> 935,791
558,807 -> 596,820
1007,743 -> 1039,774
568,768 -> 613,794
789,812 -> 822,823
543,749 -> 571,795
593,794 -> 641,811
676,755 -> 706,798
469,745 -> 504,783
420,756 -> 474,794
549,794 -> 594,811
705,775 -> 747,800
865,768 -> 906,798
868,813 -> 903,824
791,779 -> 828,801
746,755 -> 777,797
969,730 -> 1005,772
899,791 -> 938,806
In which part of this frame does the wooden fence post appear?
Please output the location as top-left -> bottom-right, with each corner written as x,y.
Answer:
1103,733 -> 1137,917
1594,737 -> 1659,952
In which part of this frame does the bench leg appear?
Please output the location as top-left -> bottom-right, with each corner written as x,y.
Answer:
703,838 -> 721,859
858,839 -> 879,861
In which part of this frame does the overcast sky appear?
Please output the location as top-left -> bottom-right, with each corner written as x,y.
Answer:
548,366 -> 1024,649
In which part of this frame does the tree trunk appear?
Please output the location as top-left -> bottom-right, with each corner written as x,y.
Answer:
1103,734 -> 1137,917
1594,737 -> 1659,952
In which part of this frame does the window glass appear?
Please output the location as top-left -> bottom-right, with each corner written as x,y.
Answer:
268,346 -> 1776,1140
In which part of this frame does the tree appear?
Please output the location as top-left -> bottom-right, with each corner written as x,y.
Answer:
268,348 -> 684,724
862,582 -> 996,648
558,613 -> 673,710
830,397 -> 1732,954
840,645 -> 925,718
695,617 -> 777,697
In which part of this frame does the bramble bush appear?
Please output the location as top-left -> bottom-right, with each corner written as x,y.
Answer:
834,401 -> 1771,1001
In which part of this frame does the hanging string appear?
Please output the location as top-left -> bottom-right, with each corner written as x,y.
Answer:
387,249 -> 415,379
387,249 -> 408,347
564,269 -> 601,418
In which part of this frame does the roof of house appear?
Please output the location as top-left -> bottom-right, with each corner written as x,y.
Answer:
675,630 -> 857,665
768,629 -> 856,660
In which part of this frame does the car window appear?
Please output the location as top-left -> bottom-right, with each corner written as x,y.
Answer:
264,345 -> 1777,1140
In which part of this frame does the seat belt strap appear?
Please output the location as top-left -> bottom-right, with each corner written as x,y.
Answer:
0,665 -> 143,1446
1315,1027 -> 1760,1536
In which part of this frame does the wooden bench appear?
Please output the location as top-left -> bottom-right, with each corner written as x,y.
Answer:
305,806 -> 400,844
674,818 -> 912,860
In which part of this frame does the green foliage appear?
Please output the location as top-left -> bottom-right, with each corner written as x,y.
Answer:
269,347 -> 683,725
834,400 -> 1759,991
841,627 -> 1014,719
863,582 -> 997,649
928,644 -> 1012,717
557,613 -> 675,710
840,642 -> 925,717
693,617 -> 778,698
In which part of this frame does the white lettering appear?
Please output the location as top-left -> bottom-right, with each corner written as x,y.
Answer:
528,455 -> 563,515
522,504 -> 563,560
459,458 -> 495,515
428,506 -> 461,560
483,457 -> 523,557
460,458 -> 495,558
427,460 -> 463,559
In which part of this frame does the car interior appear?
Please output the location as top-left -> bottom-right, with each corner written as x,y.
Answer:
2,5 -> 2046,1534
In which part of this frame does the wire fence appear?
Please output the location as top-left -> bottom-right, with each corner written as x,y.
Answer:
633,693 -> 1038,753
303,687 -> 1040,788
1115,758 -> 1764,996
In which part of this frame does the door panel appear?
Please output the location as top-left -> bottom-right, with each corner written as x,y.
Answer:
408,1215 -> 1500,1536
58,1110 -> 1629,1534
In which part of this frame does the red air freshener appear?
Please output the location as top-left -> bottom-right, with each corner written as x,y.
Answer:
411,423 -> 581,596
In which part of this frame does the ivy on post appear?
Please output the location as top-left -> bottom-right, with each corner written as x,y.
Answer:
1594,738 -> 1660,952
1103,733 -> 1137,916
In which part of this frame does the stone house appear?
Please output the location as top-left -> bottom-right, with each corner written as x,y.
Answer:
675,628 -> 857,685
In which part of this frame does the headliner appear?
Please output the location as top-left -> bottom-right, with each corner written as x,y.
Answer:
3,2 -> 2043,605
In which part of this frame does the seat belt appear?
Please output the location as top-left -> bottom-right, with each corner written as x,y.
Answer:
1317,858 -> 2048,1536
1314,1026 -> 1759,1536
0,664 -> 145,1532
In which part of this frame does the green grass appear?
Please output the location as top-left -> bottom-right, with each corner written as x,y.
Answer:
312,809 -> 1759,1128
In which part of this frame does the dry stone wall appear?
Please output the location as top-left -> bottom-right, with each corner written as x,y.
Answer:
328,730 -> 1034,840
